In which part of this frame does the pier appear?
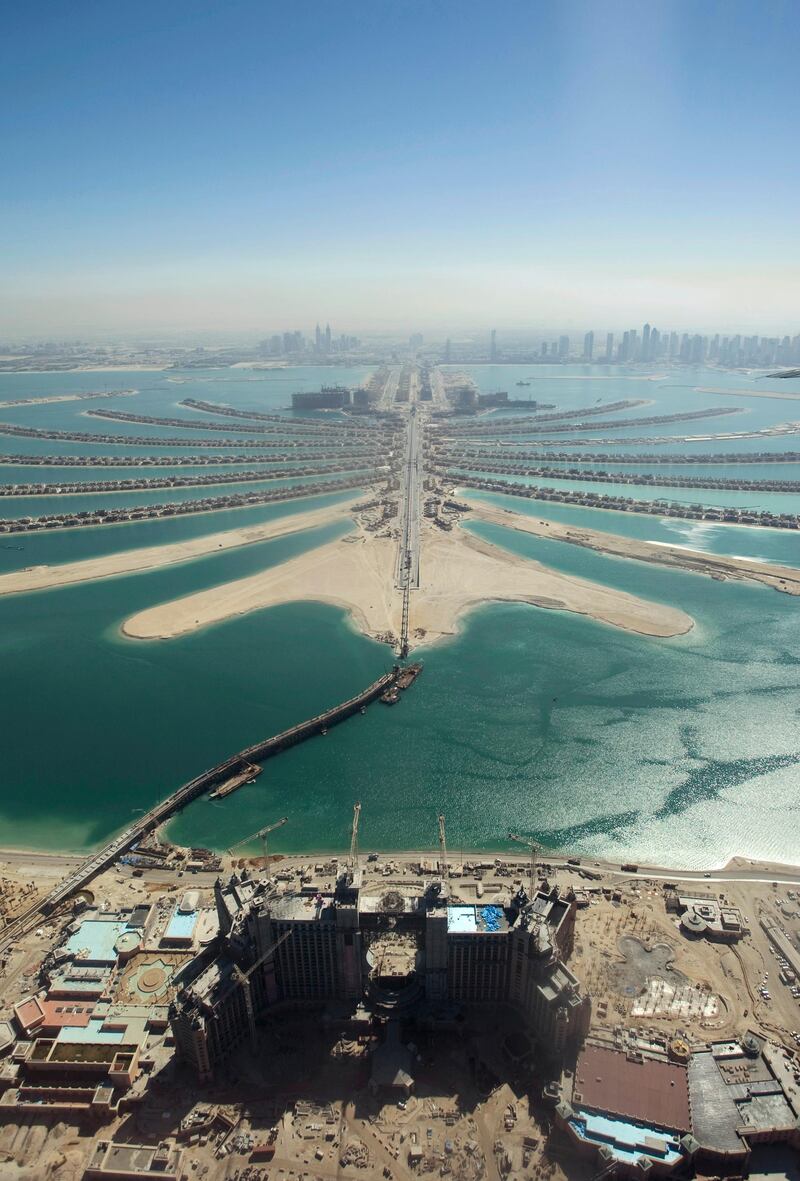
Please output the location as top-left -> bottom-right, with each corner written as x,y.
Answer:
0,663 -> 422,949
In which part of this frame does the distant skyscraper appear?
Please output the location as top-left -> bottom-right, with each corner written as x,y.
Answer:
490,329 -> 497,362
605,332 -> 614,361
325,323 -> 332,353
558,335 -> 569,358
650,328 -> 660,359
541,342 -> 548,356
641,323 -> 651,362
583,331 -> 594,361
315,323 -> 322,352
620,331 -> 631,363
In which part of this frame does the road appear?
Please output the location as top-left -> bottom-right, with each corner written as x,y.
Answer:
395,405 -> 421,591
379,367 -> 400,410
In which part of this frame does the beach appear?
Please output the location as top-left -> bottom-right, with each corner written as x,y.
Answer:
466,499 -> 800,596
0,501 -> 352,596
121,513 -> 694,642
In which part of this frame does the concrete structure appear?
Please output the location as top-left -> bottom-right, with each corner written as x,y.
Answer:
292,387 -> 351,410
84,1140 -> 183,1180
170,872 -> 590,1080
665,890 -> 745,942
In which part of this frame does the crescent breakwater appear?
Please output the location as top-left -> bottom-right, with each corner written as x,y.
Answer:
440,469 -> 800,528
0,474 -> 379,533
0,663 -> 422,949
0,388 -> 137,408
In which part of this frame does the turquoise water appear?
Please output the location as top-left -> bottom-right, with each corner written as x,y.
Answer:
463,489 -> 800,566
448,467 -> 800,515
0,469 -> 370,521
1,365 -> 799,869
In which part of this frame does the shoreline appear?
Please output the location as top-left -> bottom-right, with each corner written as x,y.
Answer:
466,499 -> 800,595
1,839 -> 799,881
0,500 -> 354,596
120,515 -> 693,643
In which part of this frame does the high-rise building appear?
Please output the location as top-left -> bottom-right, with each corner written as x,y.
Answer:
170,868 -> 590,1082
558,335 -> 569,358
641,323 -> 651,362
620,331 -> 631,363
490,329 -> 497,362
541,342 -> 548,357
315,323 -> 322,352
649,328 -> 660,359
605,332 -> 614,361
583,331 -> 594,361
324,323 -> 332,353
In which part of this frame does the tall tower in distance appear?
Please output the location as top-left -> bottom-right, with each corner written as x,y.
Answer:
490,329 -> 497,362
583,331 -> 594,361
325,323 -> 332,353
641,323 -> 651,362
315,324 -> 322,353
605,332 -> 614,361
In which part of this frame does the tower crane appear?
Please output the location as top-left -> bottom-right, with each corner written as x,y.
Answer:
227,817 -> 288,866
349,802 -> 362,874
508,832 -> 538,898
438,813 -> 449,880
231,929 -> 293,1041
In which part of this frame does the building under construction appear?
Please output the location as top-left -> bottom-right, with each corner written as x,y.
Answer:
169,827 -> 590,1080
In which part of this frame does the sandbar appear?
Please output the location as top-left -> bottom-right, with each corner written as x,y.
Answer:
694,386 -> 800,401
467,500 -> 800,596
0,502 -> 352,597
122,516 -> 693,643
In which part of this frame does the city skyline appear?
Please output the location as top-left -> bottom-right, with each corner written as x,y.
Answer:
1,0 -> 799,335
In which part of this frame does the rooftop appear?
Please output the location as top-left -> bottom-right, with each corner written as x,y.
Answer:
66,919 -> 129,965
569,1107 -> 684,1167
574,1045 -> 691,1134
446,904 -> 507,934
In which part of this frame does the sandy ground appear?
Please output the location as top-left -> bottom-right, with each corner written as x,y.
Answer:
0,502 -> 352,597
467,500 -> 800,596
122,517 -> 693,642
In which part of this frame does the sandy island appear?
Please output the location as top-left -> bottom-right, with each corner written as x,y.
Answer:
121,512 -> 694,643
0,502 -> 352,597
466,500 -> 800,597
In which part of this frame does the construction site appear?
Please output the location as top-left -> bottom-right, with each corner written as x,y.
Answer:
2,807 -> 800,1181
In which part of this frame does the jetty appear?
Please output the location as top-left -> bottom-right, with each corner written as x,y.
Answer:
0,664 -> 423,948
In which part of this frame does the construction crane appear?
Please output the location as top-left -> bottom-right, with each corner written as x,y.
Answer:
349,801 -> 362,874
438,813 -> 449,880
227,817 -> 288,866
231,929 -> 293,1041
508,832 -> 537,898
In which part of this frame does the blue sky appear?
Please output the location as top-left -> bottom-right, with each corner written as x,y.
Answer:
1,0 -> 798,335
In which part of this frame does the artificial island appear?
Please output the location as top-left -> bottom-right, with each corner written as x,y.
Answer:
2,362 -> 800,1180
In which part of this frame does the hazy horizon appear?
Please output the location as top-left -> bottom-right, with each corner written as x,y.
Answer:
2,0 -> 799,337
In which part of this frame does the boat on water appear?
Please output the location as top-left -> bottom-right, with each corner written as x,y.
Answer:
516,380 -> 532,386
